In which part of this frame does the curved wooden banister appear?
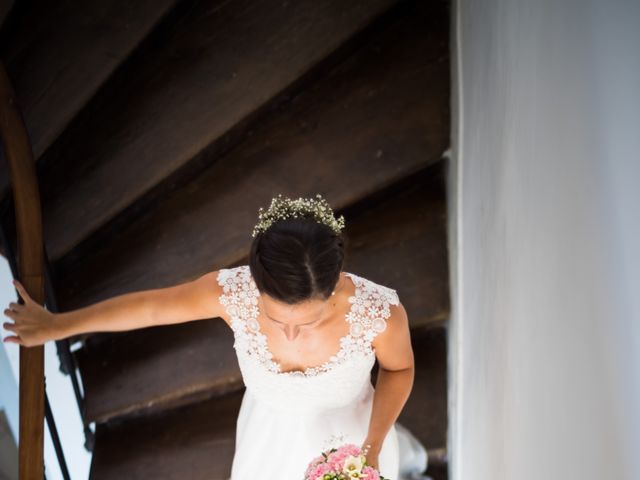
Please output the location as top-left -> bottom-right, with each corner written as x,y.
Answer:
0,61 -> 46,480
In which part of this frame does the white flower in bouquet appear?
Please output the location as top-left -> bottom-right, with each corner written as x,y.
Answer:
342,454 -> 367,478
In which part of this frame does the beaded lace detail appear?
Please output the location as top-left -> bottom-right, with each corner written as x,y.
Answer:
216,265 -> 399,378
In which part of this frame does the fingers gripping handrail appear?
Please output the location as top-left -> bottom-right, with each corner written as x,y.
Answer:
0,61 -> 46,480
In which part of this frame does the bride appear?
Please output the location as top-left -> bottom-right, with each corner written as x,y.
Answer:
3,193 -> 429,479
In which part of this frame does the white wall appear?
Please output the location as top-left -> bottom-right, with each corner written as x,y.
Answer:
449,0 -> 640,479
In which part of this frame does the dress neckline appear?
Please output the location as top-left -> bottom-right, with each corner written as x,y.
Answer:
252,271 -> 361,377
217,265 -> 391,379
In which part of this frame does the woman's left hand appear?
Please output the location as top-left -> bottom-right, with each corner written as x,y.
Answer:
361,441 -> 381,470
366,451 -> 380,470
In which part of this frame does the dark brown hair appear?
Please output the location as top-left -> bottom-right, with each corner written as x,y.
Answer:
249,216 -> 345,304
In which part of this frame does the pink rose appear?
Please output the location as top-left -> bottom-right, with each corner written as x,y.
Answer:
308,462 -> 332,479
362,466 -> 380,480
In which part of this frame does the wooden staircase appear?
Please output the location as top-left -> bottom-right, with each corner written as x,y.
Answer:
0,0 -> 451,478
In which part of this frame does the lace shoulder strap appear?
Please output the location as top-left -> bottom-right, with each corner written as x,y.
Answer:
216,265 -> 260,333
345,272 -> 400,344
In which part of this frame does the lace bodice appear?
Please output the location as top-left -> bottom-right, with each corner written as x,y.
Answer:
216,265 -> 400,413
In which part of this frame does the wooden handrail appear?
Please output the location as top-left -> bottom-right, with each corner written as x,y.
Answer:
0,61 -> 46,480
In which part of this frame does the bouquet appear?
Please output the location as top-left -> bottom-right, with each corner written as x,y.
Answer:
303,442 -> 390,480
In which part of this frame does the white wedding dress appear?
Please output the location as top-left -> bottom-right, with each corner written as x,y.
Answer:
216,265 -> 428,480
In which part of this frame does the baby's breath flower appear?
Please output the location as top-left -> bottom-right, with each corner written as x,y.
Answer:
251,193 -> 345,237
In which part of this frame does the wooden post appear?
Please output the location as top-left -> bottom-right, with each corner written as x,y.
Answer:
0,61 -> 46,480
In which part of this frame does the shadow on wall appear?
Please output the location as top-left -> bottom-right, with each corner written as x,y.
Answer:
0,408 -> 18,479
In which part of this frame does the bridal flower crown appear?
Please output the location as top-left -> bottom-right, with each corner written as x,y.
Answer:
251,193 -> 346,237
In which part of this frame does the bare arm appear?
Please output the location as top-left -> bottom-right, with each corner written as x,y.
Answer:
361,300 -> 415,470
2,271 -> 228,347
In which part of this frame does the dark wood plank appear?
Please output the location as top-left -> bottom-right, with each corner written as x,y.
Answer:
0,0 -> 180,174
54,0 -> 450,314
74,163 -> 449,426
343,162 -> 450,329
75,319 -> 242,424
36,0 -> 400,262
0,2 -> 13,31
89,389 -> 244,480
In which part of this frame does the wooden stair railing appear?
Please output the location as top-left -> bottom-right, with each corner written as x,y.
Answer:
0,61 -> 46,480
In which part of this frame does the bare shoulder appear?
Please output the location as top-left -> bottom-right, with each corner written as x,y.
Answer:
371,298 -> 414,372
